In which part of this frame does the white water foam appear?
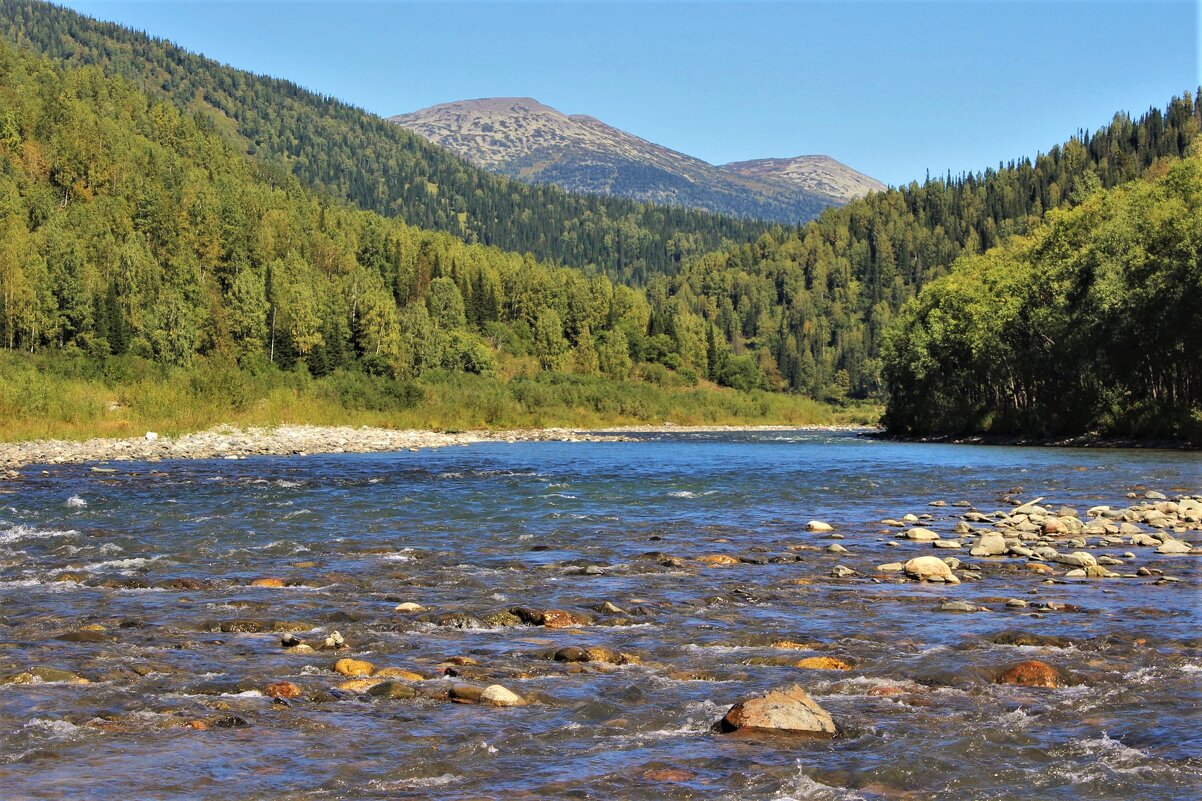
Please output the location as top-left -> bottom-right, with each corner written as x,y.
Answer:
65,495 -> 88,508
0,525 -> 79,545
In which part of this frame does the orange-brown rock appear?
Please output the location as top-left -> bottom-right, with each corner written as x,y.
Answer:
643,768 -> 696,782
332,657 -> 375,677
250,578 -> 286,588
542,609 -> 588,628
995,659 -> 1065,688
264,680 -> 302,699
698,554 -> 740,566
771,640 -> 820,650
373,667 -> 424,681
336,678 -> 383,692
794,656 -> 853,671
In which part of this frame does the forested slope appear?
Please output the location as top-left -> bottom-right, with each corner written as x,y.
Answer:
0,0 -> 773,283
0,42 -> 725,385
881,152 -> 1202,442
645,93 -> 1201,400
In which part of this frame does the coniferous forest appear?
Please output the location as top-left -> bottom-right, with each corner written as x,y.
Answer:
0,0 -> 1198,441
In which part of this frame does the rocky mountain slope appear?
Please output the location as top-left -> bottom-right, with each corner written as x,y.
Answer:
391,98 -> 884,221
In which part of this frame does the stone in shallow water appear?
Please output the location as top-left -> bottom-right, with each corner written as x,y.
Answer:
794,656 -> 853,671
264,680 -> 302,699
995,659 -> 1065,688
904,556 -> 959,584
806,520 -> 834,532
1156,539 -> 1192,554
481,684 -> 526,706
367,681 -> 417,700
332,658 -> 374,677
717,684 -> 836,735
906,527 -> 940,541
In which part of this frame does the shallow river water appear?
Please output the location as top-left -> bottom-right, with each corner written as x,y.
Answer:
0,431 -> 1199,800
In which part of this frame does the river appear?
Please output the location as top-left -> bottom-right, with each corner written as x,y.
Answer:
1,431 -> 1199,800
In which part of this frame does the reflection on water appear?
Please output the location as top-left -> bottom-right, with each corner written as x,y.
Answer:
0,432 -> 1199,800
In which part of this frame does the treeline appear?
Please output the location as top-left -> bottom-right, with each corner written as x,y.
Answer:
881,152 -> 1202,441
0,43 -> 748,385
644,92 -> 1202,400
0,0 -> 777,283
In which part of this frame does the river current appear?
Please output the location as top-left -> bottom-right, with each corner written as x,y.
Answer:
0,431 -> 1199,800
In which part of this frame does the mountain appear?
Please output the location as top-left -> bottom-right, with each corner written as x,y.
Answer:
721,155 -> 886,204
390,98 -> 880,220
0,0 -> 773,285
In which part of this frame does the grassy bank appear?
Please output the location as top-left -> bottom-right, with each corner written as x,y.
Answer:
0,354 -> 879,442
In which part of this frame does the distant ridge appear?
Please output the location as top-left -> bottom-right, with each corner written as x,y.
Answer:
391,97 -> 884,221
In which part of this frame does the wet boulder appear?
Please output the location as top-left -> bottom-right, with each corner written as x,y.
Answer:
480,684 -> 526,707
904,556 -> 960,584
995,659 -> 1066,688
716,684 -> 837,736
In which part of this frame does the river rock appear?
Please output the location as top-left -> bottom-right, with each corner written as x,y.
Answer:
1156,539 -> 1192,554
716,684 -> 836,735
542,609 -> 592,628
332,658 -> 374,677
394,602 -> 425,612
481,684 -> 526,707
970,531 -> 1007,557
264,681 -> 302,699
904,556 -> 960,584
906,527 -> 940,541
374,667 -> 424,681
1054,552 -> 1098,568
3,666 -> 89,685
995,660 -> 1065,688
794,656 -> 852,671
698,554 -> 740,566
367,681 -> 417,699
807,520 -> 834,532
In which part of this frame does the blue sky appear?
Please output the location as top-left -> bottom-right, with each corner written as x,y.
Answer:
62,1 -> 1199,187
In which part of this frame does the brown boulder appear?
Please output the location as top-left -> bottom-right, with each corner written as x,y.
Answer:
264,681 -> 302,699
794,656 -> 853,671
995,659 -> 1065,688
332,658 -> 374,677
717,684 -> 837,735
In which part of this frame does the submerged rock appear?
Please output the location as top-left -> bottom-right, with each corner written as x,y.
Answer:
716,684 -> 837,735
2,666 -> 89,685
793,656 -> 853,671
995,659 -> 1066,688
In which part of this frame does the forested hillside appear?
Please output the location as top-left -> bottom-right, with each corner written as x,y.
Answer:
881,152 -> 1202,442
645,93 -> 1201,400
0,42 -> 735,386
0,0 -> 773,283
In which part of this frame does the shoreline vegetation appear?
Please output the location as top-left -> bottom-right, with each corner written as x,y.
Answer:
0,352 -> 878,464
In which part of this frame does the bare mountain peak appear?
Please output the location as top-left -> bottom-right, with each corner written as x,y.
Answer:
390,98 -> 883,217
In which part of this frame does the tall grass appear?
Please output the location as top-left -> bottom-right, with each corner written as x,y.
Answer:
0,354 -> 879,442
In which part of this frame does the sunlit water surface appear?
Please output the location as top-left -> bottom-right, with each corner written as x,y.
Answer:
1,432 -> 1199,800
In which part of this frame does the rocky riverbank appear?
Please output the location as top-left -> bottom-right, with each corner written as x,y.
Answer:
0,424 -> 633,474
0,423 -> 874,475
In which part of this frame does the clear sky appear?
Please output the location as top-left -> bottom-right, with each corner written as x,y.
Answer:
60,1 -> 1199,187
